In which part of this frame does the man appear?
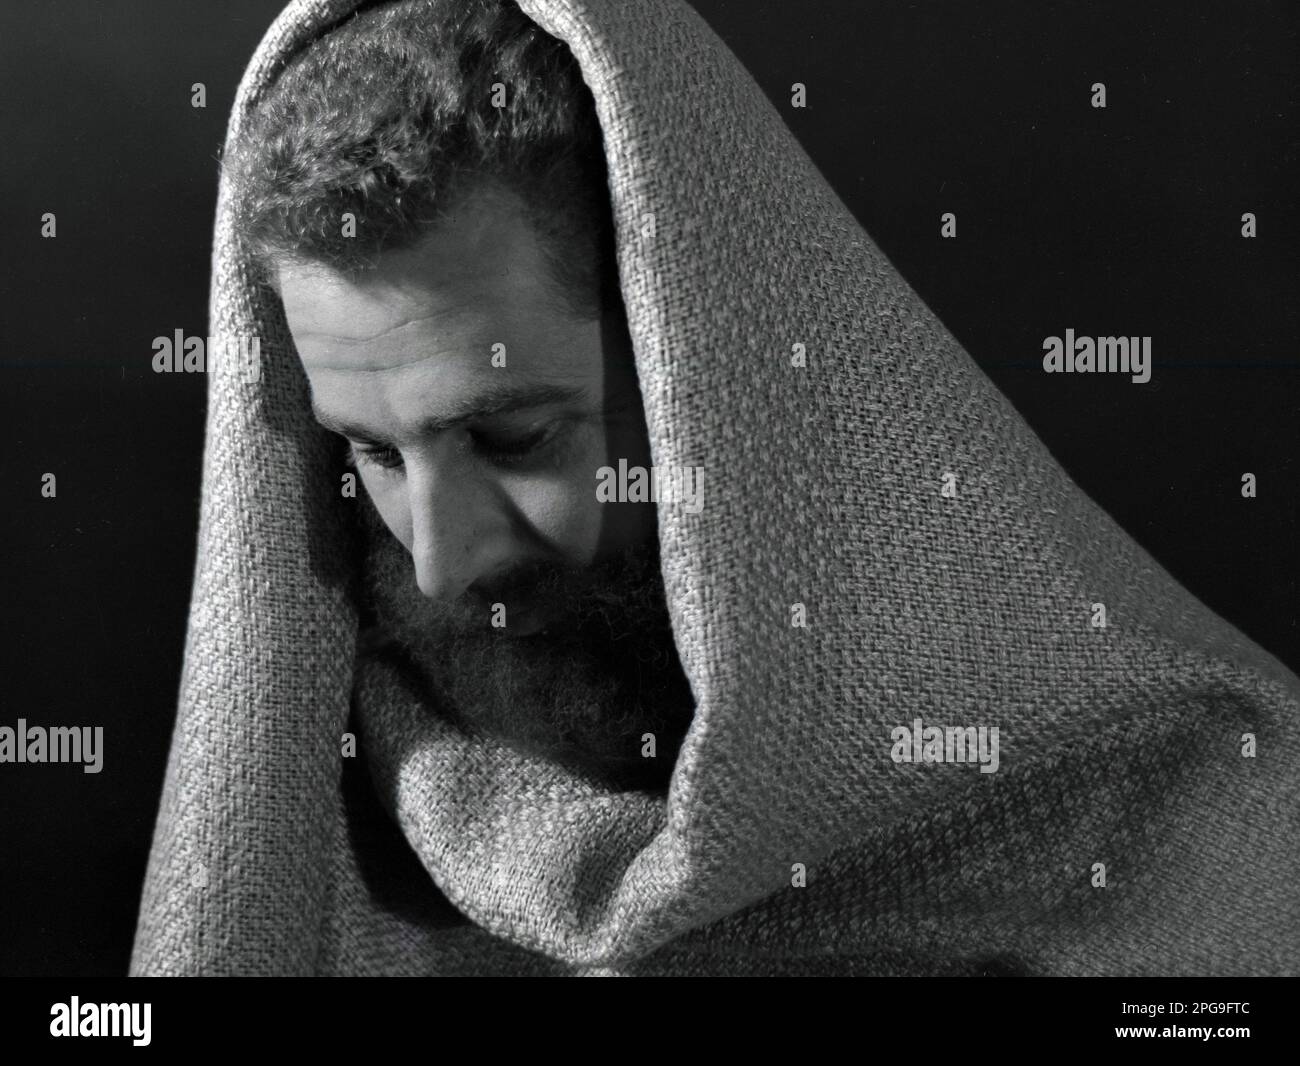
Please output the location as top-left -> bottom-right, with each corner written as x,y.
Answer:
132,0 -> 1300,976
223,0 -> 695,790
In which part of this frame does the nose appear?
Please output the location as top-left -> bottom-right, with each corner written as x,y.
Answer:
405,455 -> 507,603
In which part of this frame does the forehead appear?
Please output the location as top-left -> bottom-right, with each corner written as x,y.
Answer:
276,188 -> 582,374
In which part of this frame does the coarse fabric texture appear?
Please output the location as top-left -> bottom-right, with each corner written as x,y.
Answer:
131,0 -> 1300,976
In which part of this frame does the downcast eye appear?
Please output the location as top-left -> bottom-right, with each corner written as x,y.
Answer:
469,420 -> 570,465
347,442 -> 404,470
471,425 -> 553,457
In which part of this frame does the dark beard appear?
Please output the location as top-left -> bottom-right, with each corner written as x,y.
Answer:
355,500 -> 695,791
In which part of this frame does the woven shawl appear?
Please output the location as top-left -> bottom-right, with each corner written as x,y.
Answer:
130,0 -> 1300,976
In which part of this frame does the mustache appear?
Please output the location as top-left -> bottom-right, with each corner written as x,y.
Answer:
466,553 -> 633,621
357,505 -> 670,646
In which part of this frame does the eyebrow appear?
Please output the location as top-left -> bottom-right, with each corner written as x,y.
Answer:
309,380 -> 589,443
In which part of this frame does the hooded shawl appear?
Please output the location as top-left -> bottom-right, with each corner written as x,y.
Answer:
130,0 -> 1300,976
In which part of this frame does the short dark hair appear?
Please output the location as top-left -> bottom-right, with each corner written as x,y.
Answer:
225,0 -> 618,319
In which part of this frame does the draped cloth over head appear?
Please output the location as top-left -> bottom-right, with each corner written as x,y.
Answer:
131,0 -> 1300,976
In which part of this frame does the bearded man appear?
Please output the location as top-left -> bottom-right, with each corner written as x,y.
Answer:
131,0 -> 1300,976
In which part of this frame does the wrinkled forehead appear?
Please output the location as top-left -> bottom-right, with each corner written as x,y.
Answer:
276,187 -> 544,320
274,188 -> 596,372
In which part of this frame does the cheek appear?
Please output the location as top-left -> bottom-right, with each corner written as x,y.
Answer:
503,426 -> 610,563
357,470 -> 414,550
500,420 -> 659,562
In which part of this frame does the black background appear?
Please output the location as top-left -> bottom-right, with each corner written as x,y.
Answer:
1,0 -> 1295,976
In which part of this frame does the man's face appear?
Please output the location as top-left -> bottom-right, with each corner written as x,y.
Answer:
277,186 -> 693,788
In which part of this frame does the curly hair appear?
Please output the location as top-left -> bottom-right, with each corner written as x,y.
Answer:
225,0 -> 618,319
